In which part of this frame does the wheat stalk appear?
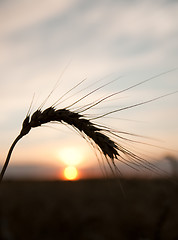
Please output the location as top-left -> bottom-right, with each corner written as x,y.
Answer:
0,69 -> 177,182
0,107 -> 120,182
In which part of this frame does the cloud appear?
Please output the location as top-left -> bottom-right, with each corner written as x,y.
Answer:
0,0 -> 76,37
0,0 -> 177,80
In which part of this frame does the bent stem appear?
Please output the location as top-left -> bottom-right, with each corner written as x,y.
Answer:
0,134 -> 24,183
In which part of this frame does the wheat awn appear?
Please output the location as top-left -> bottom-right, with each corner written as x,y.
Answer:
0,69 -> 177,182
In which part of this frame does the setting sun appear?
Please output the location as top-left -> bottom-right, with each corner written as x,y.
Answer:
64,166 -> 78,180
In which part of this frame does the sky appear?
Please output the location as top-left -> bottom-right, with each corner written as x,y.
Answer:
0,0 -> 178,180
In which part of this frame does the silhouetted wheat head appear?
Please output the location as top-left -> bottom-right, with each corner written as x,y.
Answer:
0,69 -> 177,182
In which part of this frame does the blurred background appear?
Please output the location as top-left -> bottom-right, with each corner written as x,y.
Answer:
0,0 -> 178,180
1,1 -> 178,239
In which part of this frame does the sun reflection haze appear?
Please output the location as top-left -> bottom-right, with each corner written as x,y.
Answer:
58,147 -> 84,166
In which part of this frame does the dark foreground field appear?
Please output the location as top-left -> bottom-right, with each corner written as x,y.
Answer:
0,178 -> 178,240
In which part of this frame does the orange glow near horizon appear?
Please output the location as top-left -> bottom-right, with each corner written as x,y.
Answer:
63,166 -> 78,180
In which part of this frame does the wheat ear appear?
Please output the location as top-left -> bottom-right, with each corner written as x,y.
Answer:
0,107 -> 120,182
1,69 -> 177,182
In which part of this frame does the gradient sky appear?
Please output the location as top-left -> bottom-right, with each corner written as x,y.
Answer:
0,0 -> 178,179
